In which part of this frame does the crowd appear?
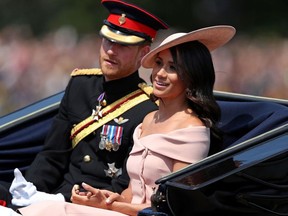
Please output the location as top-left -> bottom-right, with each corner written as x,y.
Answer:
0,25 -> 100,116
0,25 -> 287,117
213,35 -> 288,99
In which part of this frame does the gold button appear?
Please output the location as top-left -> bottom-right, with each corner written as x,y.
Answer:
83,155 -> 91,162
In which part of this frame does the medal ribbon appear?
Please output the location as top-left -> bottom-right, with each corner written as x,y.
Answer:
115,126 -> 123,144
107,125 -> 114,143
100,125 -> 123,151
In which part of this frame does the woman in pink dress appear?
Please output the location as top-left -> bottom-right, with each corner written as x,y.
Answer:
3,25 -> 235,216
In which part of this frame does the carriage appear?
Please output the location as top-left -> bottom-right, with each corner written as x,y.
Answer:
1,90 -> 288,215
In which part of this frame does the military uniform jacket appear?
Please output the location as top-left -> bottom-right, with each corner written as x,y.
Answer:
24,69 -> 158,201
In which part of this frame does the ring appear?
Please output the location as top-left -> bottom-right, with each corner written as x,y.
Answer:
74,184 -> 80,190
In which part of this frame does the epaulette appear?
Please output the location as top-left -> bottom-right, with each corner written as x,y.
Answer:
70,68 -> 103,76
138,82 -> 159,106
138,82 -> 153,96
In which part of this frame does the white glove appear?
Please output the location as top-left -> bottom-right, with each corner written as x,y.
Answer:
9,168 -> 65,206
0,205 -> 22,216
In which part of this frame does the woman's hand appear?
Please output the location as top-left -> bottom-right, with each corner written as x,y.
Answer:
71,183 -> 108,208
70,183 -> 125,209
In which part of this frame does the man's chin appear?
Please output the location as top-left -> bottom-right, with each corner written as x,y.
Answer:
101,65 -> 118,74
101,69 -> 120,81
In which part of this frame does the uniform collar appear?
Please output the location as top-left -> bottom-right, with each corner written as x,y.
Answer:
103,71 -> 143,103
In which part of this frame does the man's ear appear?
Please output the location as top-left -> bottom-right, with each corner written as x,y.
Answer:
140,45 -> 150,58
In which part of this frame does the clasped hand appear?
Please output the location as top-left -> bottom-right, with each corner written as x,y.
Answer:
9,168 -> 64,206
71,182 -> 124,209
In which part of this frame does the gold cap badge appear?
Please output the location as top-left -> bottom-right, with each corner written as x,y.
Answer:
118,14 -> 126,25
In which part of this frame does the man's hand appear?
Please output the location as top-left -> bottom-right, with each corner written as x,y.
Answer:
9,168 -> 64,206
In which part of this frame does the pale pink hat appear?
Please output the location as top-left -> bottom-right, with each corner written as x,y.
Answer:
141,25 -> 236,68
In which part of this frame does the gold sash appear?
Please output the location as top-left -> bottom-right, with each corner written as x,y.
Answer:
71,88 -> 150,148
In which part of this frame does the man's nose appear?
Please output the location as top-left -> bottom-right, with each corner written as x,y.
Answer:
107,42 -> 118,55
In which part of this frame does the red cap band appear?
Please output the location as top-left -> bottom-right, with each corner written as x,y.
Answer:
107,14 -> 157,39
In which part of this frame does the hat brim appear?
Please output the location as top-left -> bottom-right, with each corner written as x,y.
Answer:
141,25 -> 236,68
100,25 -> 146,45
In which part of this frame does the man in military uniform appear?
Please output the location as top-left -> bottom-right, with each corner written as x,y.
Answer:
0,0 -> 168,208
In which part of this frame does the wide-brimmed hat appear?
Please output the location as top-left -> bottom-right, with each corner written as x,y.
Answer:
141,25 -> 236,68
100,0 -> 168,45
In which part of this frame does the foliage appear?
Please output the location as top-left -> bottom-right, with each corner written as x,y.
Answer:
1,0 -> 288,37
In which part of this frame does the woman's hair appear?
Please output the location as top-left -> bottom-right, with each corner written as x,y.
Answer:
170,40 -> 222,149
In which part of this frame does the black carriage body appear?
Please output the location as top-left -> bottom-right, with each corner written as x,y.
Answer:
1,91 -> 288,215
143,92 -> 288,216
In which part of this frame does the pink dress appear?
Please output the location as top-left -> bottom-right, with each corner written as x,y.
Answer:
18,124 -> 210,216
128,124 -> 210,204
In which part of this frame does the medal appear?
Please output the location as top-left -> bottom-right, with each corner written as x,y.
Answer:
99,134 -> 106,150
105,141 -> 113,151
99,125 -> 123,151
92,92 -> 106,120
104,162 -> 122,178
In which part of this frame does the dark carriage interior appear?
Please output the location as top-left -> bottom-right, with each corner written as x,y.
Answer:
0,92 -> 63,181
1,91 -> 287,182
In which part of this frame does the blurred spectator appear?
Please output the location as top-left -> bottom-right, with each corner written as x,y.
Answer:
0,25 -> 287,117
213,35 -> 288,99
0,25 -> 99,116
